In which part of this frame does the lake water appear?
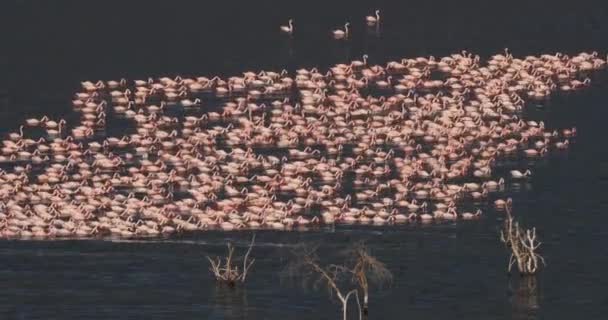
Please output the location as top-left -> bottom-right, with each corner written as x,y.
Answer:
2,1 -> 608,319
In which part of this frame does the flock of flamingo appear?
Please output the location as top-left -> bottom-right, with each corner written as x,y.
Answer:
280,10 -> 380,38
0,12 -> 605,239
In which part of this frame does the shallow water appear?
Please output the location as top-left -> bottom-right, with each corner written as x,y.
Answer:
2,1 -> 608,319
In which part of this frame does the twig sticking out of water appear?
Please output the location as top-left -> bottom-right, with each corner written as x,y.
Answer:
207,235 -> 256,286
500,202 -> 545,276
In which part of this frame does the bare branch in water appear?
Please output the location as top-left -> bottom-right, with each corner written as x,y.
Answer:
240,234 -> 256,283
500,201 -> 545,276
283,244 -> 360,320
206,235 -> 256,286
344,241 -> 393,314
284,241 -> 392,319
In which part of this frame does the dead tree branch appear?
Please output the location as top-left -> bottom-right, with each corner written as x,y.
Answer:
343,242 -> 393,315
207,234 -> 256,286
500,201 -> 545,276
285,242 -> 392,319
284,244 -> 362,320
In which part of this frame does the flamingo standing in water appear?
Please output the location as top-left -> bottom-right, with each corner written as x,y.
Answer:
333,23 -> 350,39
0,49 -> 603,239
366,10 -> 381,26
510,169 -> 532,179
280,19 -> 294,35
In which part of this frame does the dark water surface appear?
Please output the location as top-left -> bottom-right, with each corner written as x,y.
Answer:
2,1 -> 608,319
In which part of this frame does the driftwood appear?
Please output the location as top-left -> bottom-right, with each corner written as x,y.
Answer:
500,201 -> 545,276
207,235 -> 256,286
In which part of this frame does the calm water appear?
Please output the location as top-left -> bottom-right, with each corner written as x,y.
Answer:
2,1 -> 608,319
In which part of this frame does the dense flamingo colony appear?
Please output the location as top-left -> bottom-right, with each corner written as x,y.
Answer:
0,50 -> 604,239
